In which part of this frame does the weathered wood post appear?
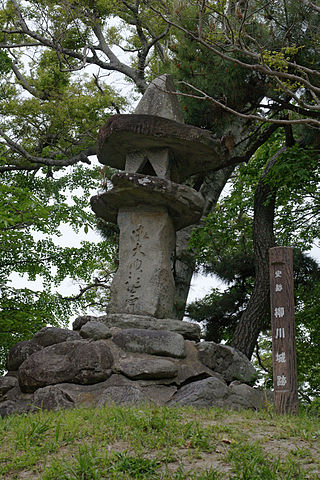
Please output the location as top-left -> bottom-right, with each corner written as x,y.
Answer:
269,247 -> 298,414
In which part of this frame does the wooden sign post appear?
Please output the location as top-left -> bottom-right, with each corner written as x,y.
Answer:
269,247 -> 298,415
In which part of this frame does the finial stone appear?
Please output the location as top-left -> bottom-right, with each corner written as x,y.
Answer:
135,74 -> 184,123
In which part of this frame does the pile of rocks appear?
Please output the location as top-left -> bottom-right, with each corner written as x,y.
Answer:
0,315 -> 270,418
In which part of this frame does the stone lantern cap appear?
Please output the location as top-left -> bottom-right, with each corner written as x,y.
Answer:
90,172 -> 204,231
97,114 -> 223,183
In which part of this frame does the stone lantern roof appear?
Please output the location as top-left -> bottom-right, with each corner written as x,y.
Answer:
97,74 -> 223,183
97,113 -> 222,183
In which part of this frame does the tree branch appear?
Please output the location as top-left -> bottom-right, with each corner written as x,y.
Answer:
91,22 -> 147,93
177,81 -> 320,127
178,81 -> 320,127
270,98 -> 320,119
66,281 -> 110,301
0,42 -> 41,48
149,2 -> 320,100
255,342 -> 272,374
301,0 -> 320,13
0,128 -> 95,171
10,60 -> 45,99
9,0 -> 148,93
231,123 -> 281,164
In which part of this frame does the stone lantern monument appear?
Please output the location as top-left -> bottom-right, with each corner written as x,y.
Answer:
1,75 -> 262,417
91,75 -> 222,321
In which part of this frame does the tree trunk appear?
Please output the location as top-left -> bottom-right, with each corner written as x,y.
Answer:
231,153 -> 281,358
173,166 -> 235,319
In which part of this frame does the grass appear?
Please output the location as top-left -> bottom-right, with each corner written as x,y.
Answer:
0,404 -> 319,479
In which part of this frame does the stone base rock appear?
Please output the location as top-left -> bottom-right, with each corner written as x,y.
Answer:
18,340 -> 113,392
33,381 -> 114,410
116,356 -> 178,380
33,327 -> 81,347
0,375 -> 18,396
80,321 -> 112,340
73,313 -> 201,341
6,340 -> 43,371
197,341 -> 258,385
168,377 -> 267,410
0,385 -> 35,417
112,328 -> 186,358
0,315 -> 272,418
0,400 -> 31,418
169,377 -> 230,408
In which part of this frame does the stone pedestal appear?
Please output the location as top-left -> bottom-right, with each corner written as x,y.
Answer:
108,205 -> 175,318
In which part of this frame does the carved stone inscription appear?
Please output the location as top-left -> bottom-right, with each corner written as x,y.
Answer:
125,224 -> 148,308
108,205 -> 176,318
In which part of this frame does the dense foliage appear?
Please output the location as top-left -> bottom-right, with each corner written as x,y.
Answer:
158,0 -> 320,127
0,163 -> 118,372
0,1 -> 131,372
